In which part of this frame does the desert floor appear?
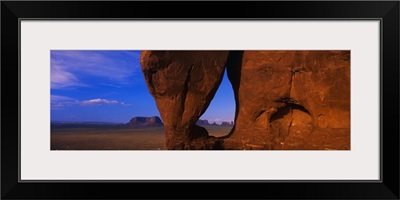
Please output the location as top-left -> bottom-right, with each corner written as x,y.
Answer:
51,126 -> 232,150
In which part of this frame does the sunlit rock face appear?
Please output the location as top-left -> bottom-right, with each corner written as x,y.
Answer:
140,51 -> 229,149
224,51 -> 350,150
141,50 -> 350,150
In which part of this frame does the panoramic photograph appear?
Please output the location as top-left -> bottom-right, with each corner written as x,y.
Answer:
51,50 -> 350,150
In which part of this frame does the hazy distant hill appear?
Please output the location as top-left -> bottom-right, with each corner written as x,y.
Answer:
196,119 -> 210,126
195,119 -> 234,126
126,116 -> 163,127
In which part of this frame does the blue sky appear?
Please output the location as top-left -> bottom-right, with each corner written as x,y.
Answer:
51,50 -> 235,124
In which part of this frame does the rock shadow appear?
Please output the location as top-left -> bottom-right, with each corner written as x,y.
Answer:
270,103 -> 313,142
220,50 -> 244,139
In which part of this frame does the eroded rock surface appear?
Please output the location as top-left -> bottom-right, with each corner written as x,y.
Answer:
224,51 -> 350,150
140,51 -> 229,149
140,50 -> 350,150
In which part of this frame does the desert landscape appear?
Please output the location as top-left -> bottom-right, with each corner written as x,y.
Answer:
51,117 -> 232,150
51,50 -> 350,150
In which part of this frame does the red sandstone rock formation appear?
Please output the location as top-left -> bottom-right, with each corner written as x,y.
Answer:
140,51 -> 229,149
224,51 -> 350,150
140,50 -> 350,150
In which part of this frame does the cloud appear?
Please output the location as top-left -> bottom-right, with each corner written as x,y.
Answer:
99,83 -> 122,88
80,98 -> 125,106
51,64 -> 85,89
51,97 -> 128,107
51,95 -> 75,102
50,58 -> 86,89
50,50 -> 141,89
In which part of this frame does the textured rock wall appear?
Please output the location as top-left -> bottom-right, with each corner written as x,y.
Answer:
140,51 -> 229,149
140,50 -> 350,150
224,51 -> 350,150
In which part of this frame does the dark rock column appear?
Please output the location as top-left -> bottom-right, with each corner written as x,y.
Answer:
140,51 -> 229,149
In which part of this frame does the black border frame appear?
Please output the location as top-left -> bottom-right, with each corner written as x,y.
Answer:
2,1 -> 399,199
17,18 -> 382,183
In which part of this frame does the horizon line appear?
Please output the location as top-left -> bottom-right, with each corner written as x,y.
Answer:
51,117 -> 235,124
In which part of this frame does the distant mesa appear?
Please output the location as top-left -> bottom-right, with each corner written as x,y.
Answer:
196,119 -> 209,126
127,116 -> 163,127
221,121 -> 234,126
195,119 -> 233,126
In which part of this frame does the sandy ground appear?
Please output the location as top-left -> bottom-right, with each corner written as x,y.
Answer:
51,126 -> 232,150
